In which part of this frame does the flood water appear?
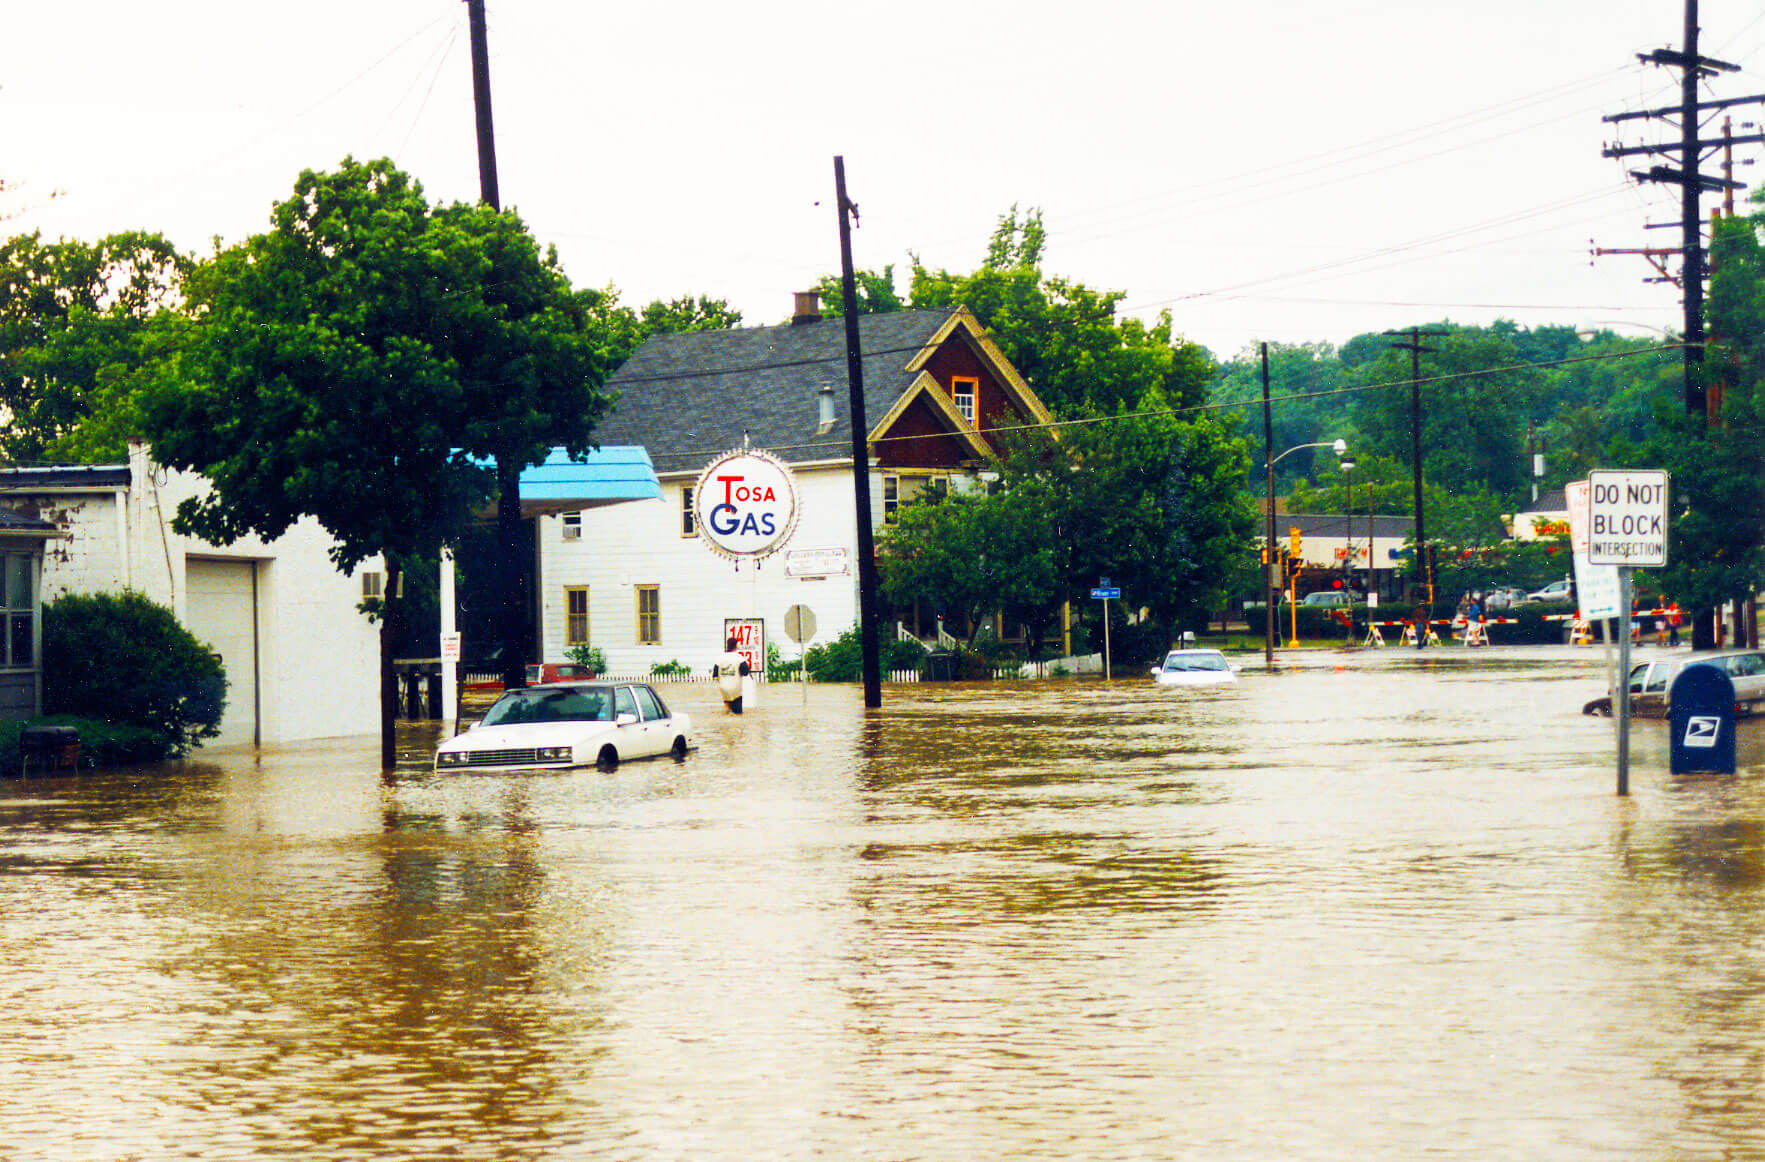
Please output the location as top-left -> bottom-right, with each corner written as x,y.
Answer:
4,646 -> 1765,1160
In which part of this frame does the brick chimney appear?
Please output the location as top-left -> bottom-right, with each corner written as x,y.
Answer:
792,290 -> 821,325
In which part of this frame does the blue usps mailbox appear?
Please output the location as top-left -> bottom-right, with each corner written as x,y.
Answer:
1669,662 -> 1736,775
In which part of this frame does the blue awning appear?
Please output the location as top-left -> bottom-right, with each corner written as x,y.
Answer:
476,447 -> 662,518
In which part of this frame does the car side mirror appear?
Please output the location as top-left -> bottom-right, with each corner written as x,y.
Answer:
616,712 -> 638,726
1150,667 -> 1161,677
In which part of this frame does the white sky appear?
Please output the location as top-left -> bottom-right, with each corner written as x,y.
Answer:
6,1 -> 1764,360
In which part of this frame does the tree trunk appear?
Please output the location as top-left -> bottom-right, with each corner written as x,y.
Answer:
498,461 -> 527,692
380,557 -> 403,770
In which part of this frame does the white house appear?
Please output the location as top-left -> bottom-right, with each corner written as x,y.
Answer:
0,442 -> 381,747
539,298 -> 1057,674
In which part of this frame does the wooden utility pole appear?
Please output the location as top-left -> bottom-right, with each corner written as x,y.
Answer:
464,0 -> 527,695
834,157 -> 882,708
1384,327 -> 1444,649
1262,344 -> 1276,666
1599,0 -> 1765,417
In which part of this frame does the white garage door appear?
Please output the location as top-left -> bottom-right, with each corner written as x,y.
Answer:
185,558 -> 258,748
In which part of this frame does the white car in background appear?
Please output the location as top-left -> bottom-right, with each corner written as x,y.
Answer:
435,681 -> 693,772
1150,648 -> 1240,687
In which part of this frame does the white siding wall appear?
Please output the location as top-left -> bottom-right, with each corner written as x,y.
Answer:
15,451 -> 380,744
542,466 -> 871,675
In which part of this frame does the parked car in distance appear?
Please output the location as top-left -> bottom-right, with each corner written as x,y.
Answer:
1482,587 -> 1527,611
435,681 -> 692,771
1581,649 -> 1765,717
527,662 -> 597,685
1521,578 -> 1573,605
1150,648 -> 1240,687
1299,590 -> 1360,607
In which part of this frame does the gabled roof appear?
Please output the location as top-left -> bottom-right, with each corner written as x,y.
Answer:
595,308 -> 1016,475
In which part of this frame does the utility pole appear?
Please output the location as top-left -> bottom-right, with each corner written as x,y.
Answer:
464,0 -> 528,696
834,157 -> 882,709
1384,327 -> 1444,649
1598,0 -> 1765,418
1262,343 -> 1276,666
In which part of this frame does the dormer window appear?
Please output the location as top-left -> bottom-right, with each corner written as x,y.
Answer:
951,376 -> 978,422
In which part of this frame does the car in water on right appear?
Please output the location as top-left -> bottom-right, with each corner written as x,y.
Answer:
1582,649 -> 1765,718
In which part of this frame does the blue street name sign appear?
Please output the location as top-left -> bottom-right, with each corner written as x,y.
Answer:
1091,587 -> 1121,600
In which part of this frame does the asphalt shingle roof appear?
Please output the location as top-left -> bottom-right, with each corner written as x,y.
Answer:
595,310 -> 954,475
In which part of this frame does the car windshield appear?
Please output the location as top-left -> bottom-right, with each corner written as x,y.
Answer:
1163,652 -> 1228,672
480,685 -> 613,726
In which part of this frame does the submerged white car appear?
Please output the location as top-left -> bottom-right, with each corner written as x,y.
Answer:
435,681 -> 693,772
1150,648 -> 1240,687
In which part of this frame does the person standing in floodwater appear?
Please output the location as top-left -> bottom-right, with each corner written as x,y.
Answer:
713,636 -> 751,714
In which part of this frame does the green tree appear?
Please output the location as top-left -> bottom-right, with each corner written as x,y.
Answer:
877,488 -> 1060,647
138,157 -> 613,765
910,208 -> 1213,415
0,231 -> 187,461
1644,207 -> 1765,638
811,264 -> 905,317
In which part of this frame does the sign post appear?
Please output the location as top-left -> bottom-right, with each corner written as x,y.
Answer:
1586,469 -> 1670,796
1091,578 -> 1121,680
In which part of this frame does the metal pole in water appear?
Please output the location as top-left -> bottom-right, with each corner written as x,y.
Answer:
1617,566 -> 1632,796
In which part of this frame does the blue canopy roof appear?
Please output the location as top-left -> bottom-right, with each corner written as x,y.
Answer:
479,447 -> 662,517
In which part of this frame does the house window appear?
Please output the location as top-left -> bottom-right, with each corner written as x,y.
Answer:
636,585 -> 661,645
0,553 -> 35,668
361,571 -> 400,600
883,476 -> 899,523
562,511 -> 582,541
681,485 -> 697,537
565,586 -> 590,645
951,376 -> 977,422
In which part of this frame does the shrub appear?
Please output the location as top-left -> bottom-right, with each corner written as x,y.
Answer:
565,642 -> 606,673
43,591 -> 226,756
803,624 -> 928,681
650,659 -> 690,676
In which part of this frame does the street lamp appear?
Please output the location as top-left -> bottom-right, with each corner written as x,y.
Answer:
1265,438 -> 1348,664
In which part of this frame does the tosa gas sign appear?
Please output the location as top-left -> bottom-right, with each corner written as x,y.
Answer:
693,448 -> 800,561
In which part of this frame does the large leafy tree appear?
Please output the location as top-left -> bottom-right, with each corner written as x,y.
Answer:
139,157 -> 613,764
910,208 -> 1215,415
0,230 -> 187,461
1640,207 -> 1765,642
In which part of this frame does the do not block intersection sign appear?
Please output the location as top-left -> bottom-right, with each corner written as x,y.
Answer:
1587,469 -> 1669,568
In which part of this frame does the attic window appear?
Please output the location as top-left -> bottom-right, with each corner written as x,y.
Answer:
681,485 -> 697,537
951,376 -> 977,422
562,511 -> 582,541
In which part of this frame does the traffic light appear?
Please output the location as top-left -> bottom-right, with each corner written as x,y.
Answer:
1260,545 -> 1270,565
1289,526 -> 1302,557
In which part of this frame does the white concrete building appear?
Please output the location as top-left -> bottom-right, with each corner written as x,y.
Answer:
0,443 -> 380,747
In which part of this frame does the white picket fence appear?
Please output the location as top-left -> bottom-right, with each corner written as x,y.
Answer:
460,653 -> 1102,688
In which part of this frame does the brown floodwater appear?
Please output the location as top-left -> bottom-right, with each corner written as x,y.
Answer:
3,645 -> 1765,1160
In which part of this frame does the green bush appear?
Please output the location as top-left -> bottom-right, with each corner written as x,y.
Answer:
43,591 -> 226,757
804,625 -> 928,681
565,642 -> 606,673
650,659 -> 690,676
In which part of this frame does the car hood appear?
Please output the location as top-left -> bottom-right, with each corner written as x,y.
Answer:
437,721 -> 613,753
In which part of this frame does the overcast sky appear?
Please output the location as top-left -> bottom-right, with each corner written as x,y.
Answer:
7,1 -> 1764,360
